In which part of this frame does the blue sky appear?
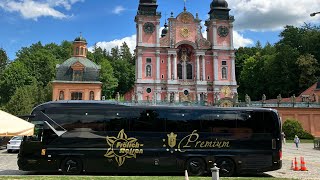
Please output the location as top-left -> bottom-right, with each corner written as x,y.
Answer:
0,0 -> 319,60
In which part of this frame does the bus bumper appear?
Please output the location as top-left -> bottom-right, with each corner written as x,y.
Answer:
18,157 -> 59,171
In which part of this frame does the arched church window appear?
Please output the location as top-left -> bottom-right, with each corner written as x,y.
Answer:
146,65 -> 152,77
187,64 -> 193,79
89,91 -> 94,100
222,67 -> 227,79
80,47 -> 84,55
76,47 -> 79,55
177,64 -> 182,79
59,91 -> 64,100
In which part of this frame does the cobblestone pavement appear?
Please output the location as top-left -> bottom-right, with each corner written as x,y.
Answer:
266,143 -> 320,180
0,143 -> 319,178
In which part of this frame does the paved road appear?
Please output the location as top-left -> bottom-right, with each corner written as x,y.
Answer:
0,143 -> 319,178
266,143 -> 320,179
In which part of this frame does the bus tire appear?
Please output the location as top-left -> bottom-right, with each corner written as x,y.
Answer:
186,157 -> 206,176
61,157 -> 83,175
215,157 -> 235,177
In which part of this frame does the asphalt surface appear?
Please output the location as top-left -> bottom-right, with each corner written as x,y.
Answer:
0,143 -> 319,178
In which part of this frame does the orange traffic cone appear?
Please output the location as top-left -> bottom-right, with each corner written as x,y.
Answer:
185,170 -> 189,180
291,159 -> 294,170
300,157 -> 308,171
293,157 -> 300,171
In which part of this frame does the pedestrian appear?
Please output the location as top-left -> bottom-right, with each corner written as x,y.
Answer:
294,135 -> 300,149
281,132 -> 286,144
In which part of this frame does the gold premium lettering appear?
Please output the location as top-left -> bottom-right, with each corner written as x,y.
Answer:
177,130 -> 230,152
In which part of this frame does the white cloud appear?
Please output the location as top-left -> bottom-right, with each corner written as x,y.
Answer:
112,6 -> 125,15
229,0 -> 320,31
0,0 -> 84,20
91,30 -> 253,55
233,31 -> 254,48
89,35 -> 136,54
47,0 -> 84,10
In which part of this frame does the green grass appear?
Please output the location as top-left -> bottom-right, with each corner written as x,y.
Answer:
0,177 -> 295,180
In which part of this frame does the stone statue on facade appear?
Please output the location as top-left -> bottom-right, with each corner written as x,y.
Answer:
116,92 -> 120,102
262,94 -> 266,104
233,93 -> 238,103
277,94 -> 282,103
131,93 -> 135,102
214,92 -> 220,104
291,94 -> 296,106
170,92 -> 174,103
245,94 -> 251,105
135,93 -> 138,103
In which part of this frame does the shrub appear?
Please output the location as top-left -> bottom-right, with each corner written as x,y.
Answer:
282,118 -> 314,139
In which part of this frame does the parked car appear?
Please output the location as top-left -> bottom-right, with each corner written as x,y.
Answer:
7,136 -> 22,153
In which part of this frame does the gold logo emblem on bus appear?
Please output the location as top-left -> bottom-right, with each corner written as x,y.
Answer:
167,132 -> 177,148
104,129 -> 144,166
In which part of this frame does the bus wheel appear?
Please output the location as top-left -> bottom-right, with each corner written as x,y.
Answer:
215,158 -> 235,177
61,157 -> 83,175
186,158 -> 206,176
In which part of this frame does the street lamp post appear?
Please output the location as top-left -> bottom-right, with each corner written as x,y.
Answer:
310,12 -> 320,17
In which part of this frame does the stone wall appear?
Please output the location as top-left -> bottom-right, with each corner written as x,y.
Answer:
273,107 -> 320,137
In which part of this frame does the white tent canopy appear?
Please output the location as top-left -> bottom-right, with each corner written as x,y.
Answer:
0,110 -> 34,136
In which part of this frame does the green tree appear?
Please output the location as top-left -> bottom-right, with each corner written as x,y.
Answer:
239,54 -> 266,100
296,54 -> 319,90
120,42 -> 134,64
112,60 -> 135,95
0,48 -> 9,72
99,60 -> 118,99
235,47 -> 259,85
16,42 -> 58,87
5,84 -> 37,116
0,61 -> 33,104
265,44 -> 300,97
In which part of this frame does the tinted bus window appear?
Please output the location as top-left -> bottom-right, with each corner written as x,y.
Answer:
165,109 -> 200,132
105,108 -> 134,132
198,110 -> 237,133
237,111 -> 265,133
263,111 -> 279,134
129,109 -> 165,132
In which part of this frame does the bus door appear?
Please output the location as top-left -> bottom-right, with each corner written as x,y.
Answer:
19,110 -> 62,171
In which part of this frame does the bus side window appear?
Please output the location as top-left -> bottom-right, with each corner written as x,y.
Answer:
106,110 -> 130,132
199,110 -> 237,133
165,109 -> 200,132
263,112 -> 279,135
129,109 -> 165,132
237,111 -> 265,134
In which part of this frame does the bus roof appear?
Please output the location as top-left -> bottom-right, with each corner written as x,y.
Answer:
32,100 -> 277,113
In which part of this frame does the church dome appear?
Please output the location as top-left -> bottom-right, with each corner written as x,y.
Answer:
55,57 -> 101,81
74,36 -> 87,43
161,22 -> 168,37
210,0 -> 228,9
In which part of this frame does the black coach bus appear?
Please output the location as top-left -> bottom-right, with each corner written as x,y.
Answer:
18,101 -> 282,176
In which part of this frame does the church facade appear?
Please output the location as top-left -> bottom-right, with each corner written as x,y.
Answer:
129,0 -> 238,105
